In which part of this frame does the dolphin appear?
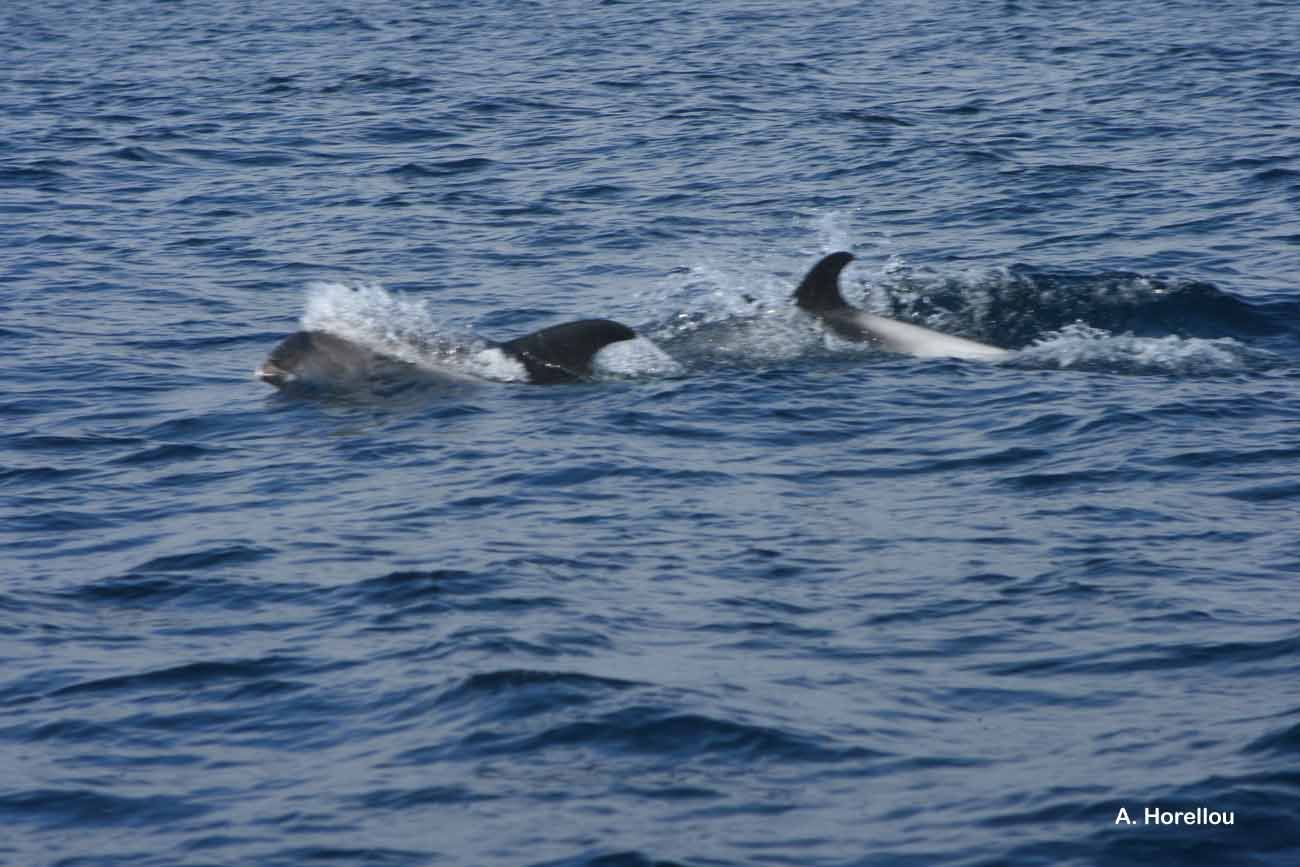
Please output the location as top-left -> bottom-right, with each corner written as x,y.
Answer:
255,330 -> 402,389
256,318 -> 642,389
793,252 -> 1011,361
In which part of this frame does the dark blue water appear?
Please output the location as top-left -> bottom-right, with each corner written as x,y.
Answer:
4,2 -> 1300,864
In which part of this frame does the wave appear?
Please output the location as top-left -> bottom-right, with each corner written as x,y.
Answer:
1013,323 -> 1254,375
869,262 -> 1294,346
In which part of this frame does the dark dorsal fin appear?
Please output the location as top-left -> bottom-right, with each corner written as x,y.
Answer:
793,252 -> 855,312
497,318 -> 638,384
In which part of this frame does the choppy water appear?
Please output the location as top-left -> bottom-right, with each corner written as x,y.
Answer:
4,1 -> 1300,865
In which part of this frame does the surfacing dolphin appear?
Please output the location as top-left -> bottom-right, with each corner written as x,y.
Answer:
256,330 -> 402,389
256,318 -> 641,389
794,252 -> 1011,361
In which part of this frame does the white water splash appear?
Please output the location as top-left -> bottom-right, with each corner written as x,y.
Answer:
301,282 -> 473,352
807,210 -> 894,262
466,347 -> 530,383
640,260 -> 825,366
299,280 -> 489,378
592,335 -> 685,379
1019,323 -> 1248,373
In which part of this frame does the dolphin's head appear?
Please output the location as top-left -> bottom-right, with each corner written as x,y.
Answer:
256,330 -> 377,389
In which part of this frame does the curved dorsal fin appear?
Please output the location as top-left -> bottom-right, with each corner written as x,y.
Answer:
497,318 -> 637,384
793,251 -> 855,312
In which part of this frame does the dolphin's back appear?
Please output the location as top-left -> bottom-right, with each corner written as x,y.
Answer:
794,252 -> 1010,362
838,312 -> 1011,360
496,318 -> 638,384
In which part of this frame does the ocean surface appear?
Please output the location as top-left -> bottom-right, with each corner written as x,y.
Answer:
4,1 -> 1300,864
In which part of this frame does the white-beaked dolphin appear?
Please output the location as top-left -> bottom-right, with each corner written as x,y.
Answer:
793,252 -> 1011,362
256,319 -> 642,389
